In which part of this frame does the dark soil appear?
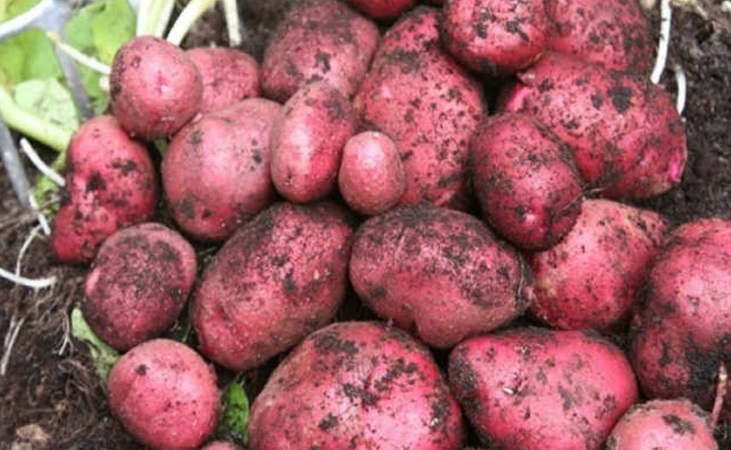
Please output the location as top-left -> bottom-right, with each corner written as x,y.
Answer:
1,1 -> 730,449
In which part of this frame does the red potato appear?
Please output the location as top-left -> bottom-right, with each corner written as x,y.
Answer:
470,112 -> 583,250
354,7 -> 486,209
248,321 -> 464,450
338,131 -> 406,215
186,47 -> 260,114
261,0 -> 380,102
347,0 -> 417,20
50,115 -> 158,264
606,399 -> 718,450
193,202 -> 353,372
108,339 -> 219,450
110,36 -> 203,140
449,328 -> 639,450
82,223 -> 196,351
349,203 -> 532,349
442,0 -> 549,75
163,98 -> 281,242
270,82 -> 356,203
529,199 -> 666,331
546,0 -> 653,73
631,218 -> 731,419
500,52 -> 687,199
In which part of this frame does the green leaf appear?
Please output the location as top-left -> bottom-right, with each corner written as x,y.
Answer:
217,380 -> 250,446
70,306 -> 120,382
0,29 -> 63,84
91,0 -> 135,65
13,78 -> 80,133
4,0 -> 41,21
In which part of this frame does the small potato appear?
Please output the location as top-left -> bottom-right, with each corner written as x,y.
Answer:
82,223 -> 197,351
338,131 -> 406,215
347,0 -> 417,20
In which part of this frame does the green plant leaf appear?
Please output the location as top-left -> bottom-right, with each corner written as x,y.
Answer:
0,29 -> 63,84
70,305 -> 120,382
91,0 -> 135,65
217,380 -> 250,446
13,78 -> 80,133
3,0 -> 41,21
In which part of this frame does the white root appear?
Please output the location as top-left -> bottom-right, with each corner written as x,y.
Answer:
46,32 -> 112,76
15,225 -> 43,276
0,265 -> 56,289
28,193 -> 51,237
222,0 -> 242,46
673,63 -> 687,115
650,0 -> 673,84
0,315 -> 26,377
19,138 -> 65,188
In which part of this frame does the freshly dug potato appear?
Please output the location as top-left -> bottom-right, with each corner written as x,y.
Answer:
500,52 -> 687,199
354,7 -> 486,209
442,0 -> 549,75
108,339 -> 219,450
470,112 -> 582,250
50,115 -> 158,264
163,98 -> 281,242
606,399 -> 718,450
193,202 -> 353,372
186,47 -> 260,114
546,0 -> 653,73
347,0 -> 416,20
248,321 -> 464,450
631,218 -> 731,419
82,223 -> 196,351
350,203 -> 532,348
338,131 -> 406,215
110,36 -> 202,140
529,199 -> 666,331
261,0 -> 380,102
450,328 -> 639,450
270,82 -> 356,203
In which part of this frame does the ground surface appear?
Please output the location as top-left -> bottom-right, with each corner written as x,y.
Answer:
0,1 -> 730,449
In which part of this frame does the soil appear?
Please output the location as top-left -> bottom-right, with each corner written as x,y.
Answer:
1,1 -> 730,449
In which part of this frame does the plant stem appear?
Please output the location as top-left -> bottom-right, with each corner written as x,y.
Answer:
166,0 -> 217,46
222,0 -> 241,46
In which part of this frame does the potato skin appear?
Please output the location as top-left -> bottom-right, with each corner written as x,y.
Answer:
270,82 -> 356,203
261,0 -> 379,102
501,52 -> 687,199
529,199 -> 666,331
193,202 -> 353,372
349,203 -> 532,348
248,321 -> 464,450
186,47 -> 260,114
606,399 -> 718,450
470,112 -> 582,250
108,339 -> 219,450
110,37 -> 202,140
449,328 -> 638,450
163,98 -> 281,242
354,7 -> 486,209
442,0 -> 549,75
82,223 -> 196,351
347,0 -> 417,20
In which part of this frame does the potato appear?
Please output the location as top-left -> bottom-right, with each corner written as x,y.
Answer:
470,112 -> 583,250
186,47 -> 260,114
248,321 -> 464,450
500,52 -> 687,199
347,0 -> 417,20
193,201 -> 353,372
354,7 -> 486,209
110,36 -> 202,140
82,223 -> 196,351
350,203 -> 532,348
163,98 -> 281,242
108,339 -> 219,450
261,0 -> 380,102
450,328 -> 639,450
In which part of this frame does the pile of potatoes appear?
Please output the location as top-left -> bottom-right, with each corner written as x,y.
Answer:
48,0 -> 731,449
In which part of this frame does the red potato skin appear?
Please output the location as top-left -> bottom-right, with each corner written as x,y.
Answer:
186,47 -> 260,114
529,199 -> 666,331
82,223 -> 197,352
500,52 -> 687,199
108,339 -> 219,450
449,328 -> 639,450
261,0 -> 380,102
354,7 -> 486,209
110,37 -> 203,141
470,112 -> 582,250
347,0 -> 417,20
630,218 -> 731,419
606,399 -> 718,450
546,0 -> 653,74
349,203 -> 532,348
163,98 -> 281,242
442,0 -> 549,75
270,82 -> 356,203
248,321 -> 464,450
193,202 -> 353,372
50,115 -> 158,264
338,131 -> 406,215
